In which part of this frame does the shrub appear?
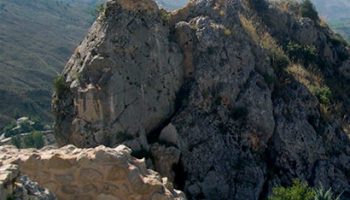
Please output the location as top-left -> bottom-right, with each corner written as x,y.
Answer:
224,28 -> 233,36
272,50 -> 290,69
311,86 -> 332,105
95,4 -> 105,15
11,135 -> 21,148
23,131 -> 44,149
286,42 -> 317,64
20,121 -> 33,133
2,122 -> 17,137
32,131 -> 44,149
159,9 -> 171,24
269,179 -> 315,200
300,0 -> 319,21
314,186 -> 342,200
53,75 -> 68,97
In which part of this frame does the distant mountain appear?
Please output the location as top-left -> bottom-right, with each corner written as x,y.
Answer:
312,0 -> 350,41
0,0 -> 101,128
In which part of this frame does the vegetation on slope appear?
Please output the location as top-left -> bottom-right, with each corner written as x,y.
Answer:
0,0 -> 101,128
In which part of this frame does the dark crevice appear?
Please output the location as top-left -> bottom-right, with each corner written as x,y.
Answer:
258,78 -> 280,200
172,155 -> 187,190
147,79 -> 193,144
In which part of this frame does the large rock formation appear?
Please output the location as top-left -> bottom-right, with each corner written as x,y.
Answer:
54,0 -> 350,199
0,145 -> 185,199
53,0 -> 184,148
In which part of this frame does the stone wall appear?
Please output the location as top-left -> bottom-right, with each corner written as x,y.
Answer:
0,145 -> 185,200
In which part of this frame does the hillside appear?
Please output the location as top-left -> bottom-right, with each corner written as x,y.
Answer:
0,0 -> 100,128
312,0 -> 350,41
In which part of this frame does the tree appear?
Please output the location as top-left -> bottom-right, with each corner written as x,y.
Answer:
300,0 -> 319,21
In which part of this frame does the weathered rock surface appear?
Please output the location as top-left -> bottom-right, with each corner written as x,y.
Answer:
54,0 -> 350,199
0,145 -> 185,200
0,164 -> 56,200
53,0 -> 184,147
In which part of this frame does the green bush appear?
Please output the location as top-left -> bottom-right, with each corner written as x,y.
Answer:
311,86 -> 332,105
314,186 -> 341,200
286,42 -> 317,64
23,131 -> 44,149
271,51 -> 290,70
95,4 -> 105,16
11,135 -> 21,148
159,9 -> 171,24
269,179 -> 315,200
2,122 -> 17,137
53,75 -> 68,97
300,0 -> 319,21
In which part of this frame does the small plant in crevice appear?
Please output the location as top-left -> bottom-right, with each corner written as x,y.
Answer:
95,4 -> 105,16
159,9 -> 171,24
311,86 -> 332,105
53,75 -> 69,97
224,28 -> 233,36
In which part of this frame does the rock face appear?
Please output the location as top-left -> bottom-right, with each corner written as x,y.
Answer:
53,0 -> 183,147
54,0 -> 350,199
0,145 -> 185,200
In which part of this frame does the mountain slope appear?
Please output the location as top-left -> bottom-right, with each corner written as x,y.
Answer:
0,0 -> 100,127
312,0 -> 350,41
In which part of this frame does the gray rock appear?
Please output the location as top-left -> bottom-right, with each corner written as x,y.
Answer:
54,0 -> 184,147
159,123 -> 180,147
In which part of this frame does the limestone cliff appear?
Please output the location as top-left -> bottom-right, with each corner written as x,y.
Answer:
53,0 -> 350,199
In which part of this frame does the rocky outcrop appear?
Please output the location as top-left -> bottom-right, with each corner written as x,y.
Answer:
53,0 -> 184,148
0,145 -> 185,200
54,0 -> 350,199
